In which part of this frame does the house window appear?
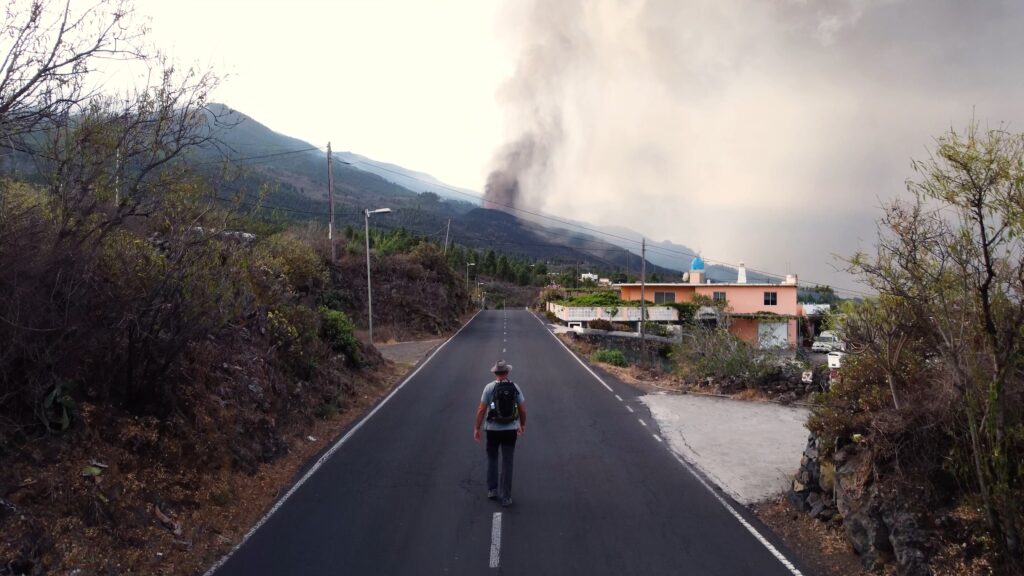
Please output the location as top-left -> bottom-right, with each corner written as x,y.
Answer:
654,291 -> 676,304
764,291 -> 778,306
713,291 -> 726,303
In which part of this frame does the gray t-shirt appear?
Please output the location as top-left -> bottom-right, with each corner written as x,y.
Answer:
480,380 -> 525,431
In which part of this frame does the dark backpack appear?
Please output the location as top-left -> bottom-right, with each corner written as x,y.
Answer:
487,380 -> 519,424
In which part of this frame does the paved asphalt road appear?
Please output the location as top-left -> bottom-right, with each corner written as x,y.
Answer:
209,310 -> 812,576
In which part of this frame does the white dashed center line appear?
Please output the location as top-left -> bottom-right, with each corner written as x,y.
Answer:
615,395 -> 623,402
489,512 -> 502,568
638,419 -> 648,427
626,406 -> 634,413
653,434 -> 664,443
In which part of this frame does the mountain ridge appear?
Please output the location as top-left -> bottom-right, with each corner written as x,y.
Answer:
206,103 -> 769,281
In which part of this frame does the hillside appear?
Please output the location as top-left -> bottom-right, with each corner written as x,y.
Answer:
199,105 -> 691,279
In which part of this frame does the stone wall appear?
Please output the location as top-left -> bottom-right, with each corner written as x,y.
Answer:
790,433 -> 932,576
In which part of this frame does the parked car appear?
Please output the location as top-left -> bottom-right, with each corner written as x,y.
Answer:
811,330 -> 845,353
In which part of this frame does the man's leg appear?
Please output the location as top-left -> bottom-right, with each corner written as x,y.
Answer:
499,431 -> 518,502
486,430 -> 500,496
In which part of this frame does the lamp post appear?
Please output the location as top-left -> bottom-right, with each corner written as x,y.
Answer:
364,207 -> 392,345
466,261 -> 475,288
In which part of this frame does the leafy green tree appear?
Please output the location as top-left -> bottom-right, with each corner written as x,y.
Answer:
847,122 -> 1024,562
483,249 -> 497,275
496,254 -> 511,280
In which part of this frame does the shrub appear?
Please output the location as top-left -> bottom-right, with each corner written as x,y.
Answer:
664,302 -> 700,324
267,304 -> 320,378
319,306 -> 362,365
592,349 -> 628,367
258,233 -> 327,293
675,326 -> 758,381
545,311 -> 558,323
643,321 -> 670,337
562,292 -> 623,307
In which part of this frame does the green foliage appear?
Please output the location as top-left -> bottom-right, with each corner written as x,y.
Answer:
319,306 -> 362,365
258,233 -> 327,293
267,304 -> 320,379
798,284 -> 841,305
560,292 -> 624,307
592,349 -> 628,367
642,321 -> 671,338
841,122 -> 1024,560
663,302 -> 699,324
675,326 -> 759,381
807,352 -> 893,453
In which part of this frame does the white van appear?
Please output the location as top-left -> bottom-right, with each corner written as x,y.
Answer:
811,330 -> 845,353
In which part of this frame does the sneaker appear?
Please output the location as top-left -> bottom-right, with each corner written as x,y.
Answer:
487,489 -> 498,499
501,496 -> 513,507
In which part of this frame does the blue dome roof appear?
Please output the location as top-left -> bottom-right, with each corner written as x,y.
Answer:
690,256 -> 705,271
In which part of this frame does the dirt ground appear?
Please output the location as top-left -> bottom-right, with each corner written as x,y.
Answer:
752,497 -> 880,576
376,338 -> 445,367
0,362 -> 408,576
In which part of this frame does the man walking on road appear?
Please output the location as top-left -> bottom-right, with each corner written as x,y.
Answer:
474,360 -> 526,507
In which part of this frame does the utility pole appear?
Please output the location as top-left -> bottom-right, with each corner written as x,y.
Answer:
640,237 -> 647,367
114,148 -> 120,205
327,142 -> 336,261
443,218 -> 451,255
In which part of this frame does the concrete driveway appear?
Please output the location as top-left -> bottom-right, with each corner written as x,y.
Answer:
641,394 -> 809,505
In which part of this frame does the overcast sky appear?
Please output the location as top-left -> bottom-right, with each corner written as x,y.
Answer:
126,0 -> 1024,296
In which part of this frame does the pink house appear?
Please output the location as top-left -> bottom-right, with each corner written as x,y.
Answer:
617,257 -> 800,349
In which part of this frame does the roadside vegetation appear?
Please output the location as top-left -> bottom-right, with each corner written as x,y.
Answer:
797,123 -> 1024,575
0,2 -> 473,573
558,138 -> 1024,573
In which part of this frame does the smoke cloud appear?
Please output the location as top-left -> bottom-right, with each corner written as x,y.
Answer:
488,0 -> 1024,293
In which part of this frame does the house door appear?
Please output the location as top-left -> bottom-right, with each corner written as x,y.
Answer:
758,321 -> 788,349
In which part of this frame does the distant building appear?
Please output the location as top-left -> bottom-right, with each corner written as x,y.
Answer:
615,256 -> 801,349
580,272 -> 599,283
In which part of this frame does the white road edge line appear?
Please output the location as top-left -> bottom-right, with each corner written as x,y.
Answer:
638,418 -> 648,427
489,512 -> 503,568
626,406 -> 635,413
530,311 -> 803,576
670,452 -> 804,575
202,310 -> 484,576
653,434 -> 663,443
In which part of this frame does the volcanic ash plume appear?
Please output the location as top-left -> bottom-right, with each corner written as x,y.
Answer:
485,0 -> 901,236
483,135 -> 547,212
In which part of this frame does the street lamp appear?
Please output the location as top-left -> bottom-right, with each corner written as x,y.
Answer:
466,261 -> 475,288
364,207 -> 392,345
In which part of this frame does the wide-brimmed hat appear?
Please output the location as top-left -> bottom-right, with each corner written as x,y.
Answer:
491,360 -> 512,374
